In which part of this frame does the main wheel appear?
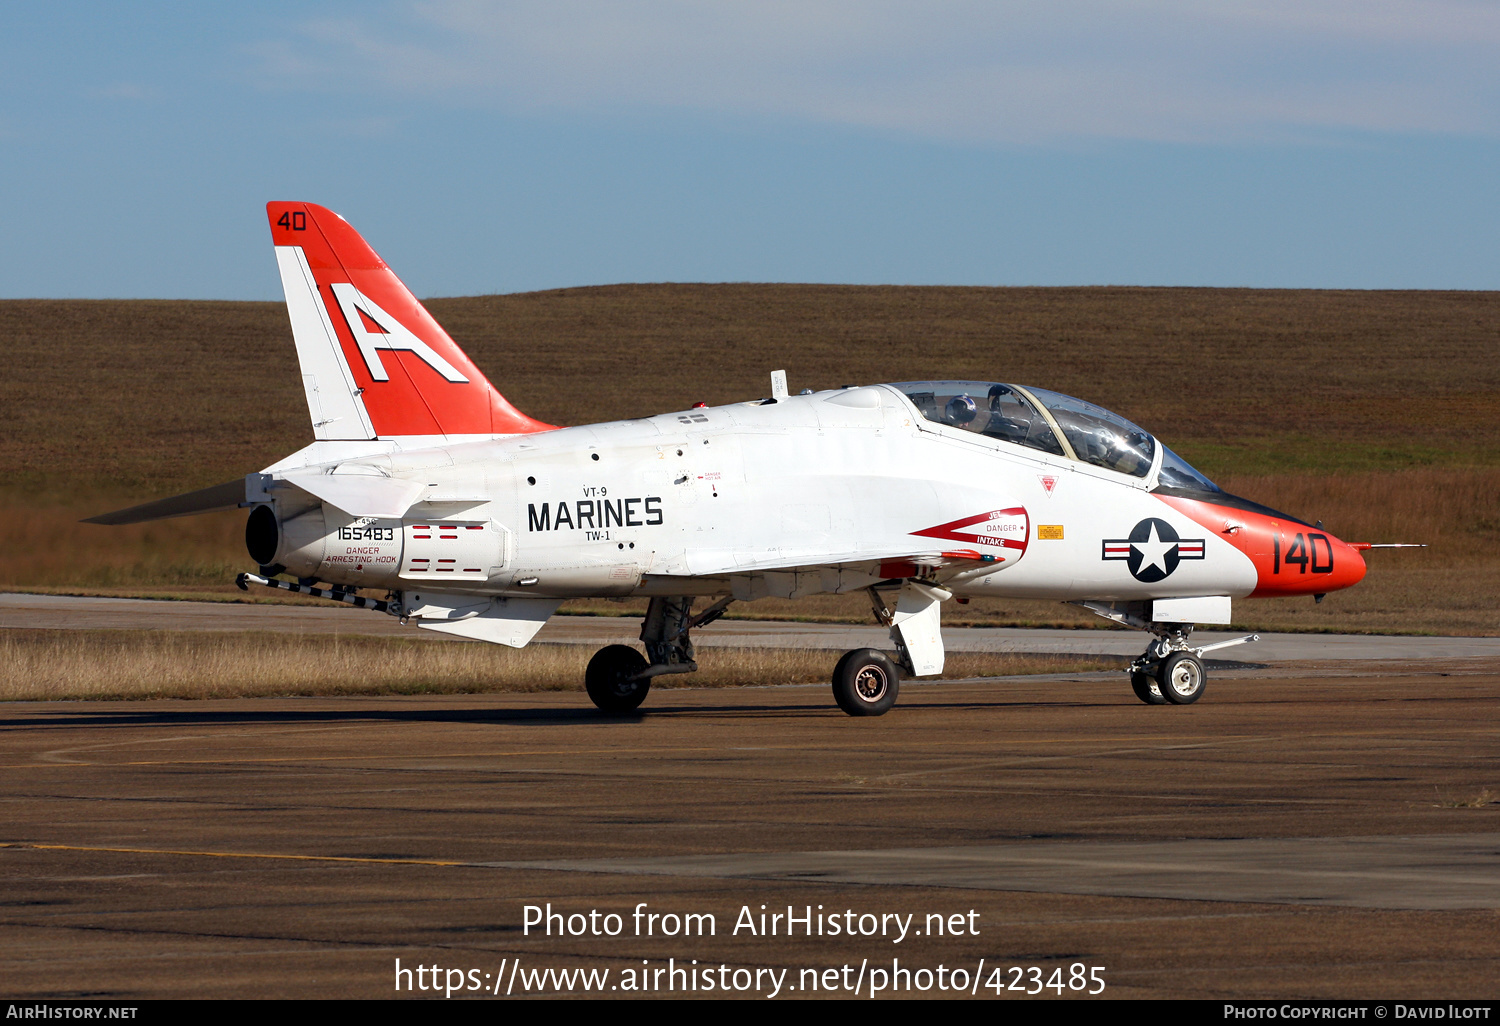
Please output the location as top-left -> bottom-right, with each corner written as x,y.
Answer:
831,649 -> 900,717
1156,652 -> 1206,705
585,645 -> 651,715
1130,670 -> 1167,705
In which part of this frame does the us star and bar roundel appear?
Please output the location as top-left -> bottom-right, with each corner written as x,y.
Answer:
1102,517 -> 1206,583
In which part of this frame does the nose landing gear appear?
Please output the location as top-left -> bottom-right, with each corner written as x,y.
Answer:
1127,630 -> 1211,705
1128,626 -> 1257,706
1080,601 -> 1258,707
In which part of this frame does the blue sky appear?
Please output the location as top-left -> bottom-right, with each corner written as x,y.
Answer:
2,1 -> 1497,298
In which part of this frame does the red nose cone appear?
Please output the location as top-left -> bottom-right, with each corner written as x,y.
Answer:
1156,495 -> 1367,598
1241,521 -> 1366,597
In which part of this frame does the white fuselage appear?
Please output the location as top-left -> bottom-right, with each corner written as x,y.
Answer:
257,385 -> 1258,606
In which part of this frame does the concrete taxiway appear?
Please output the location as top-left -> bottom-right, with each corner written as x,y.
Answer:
2,630 -> 1498,999
5,591 -> 1499,662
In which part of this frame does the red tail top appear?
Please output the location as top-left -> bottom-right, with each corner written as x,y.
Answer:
268,201 -> 554,438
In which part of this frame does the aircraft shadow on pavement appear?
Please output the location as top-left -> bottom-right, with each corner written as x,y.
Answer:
0,691 -> 1163,731
0,701 -> 858,730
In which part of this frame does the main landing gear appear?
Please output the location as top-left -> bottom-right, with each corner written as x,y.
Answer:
584,595 -> 733,715
831,649 -> 900,716
825,581 -> 948,718
585,580 -> 947,718
584,645 -> 651,714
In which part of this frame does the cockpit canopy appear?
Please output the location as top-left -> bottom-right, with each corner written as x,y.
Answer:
889,380 -> 1220,492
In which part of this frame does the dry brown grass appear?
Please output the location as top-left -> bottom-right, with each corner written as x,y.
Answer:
3,287 -> 1496,635
0,630 -> 1125,702
5,287 -> 1498,496
430,286 -> 1500,474
0,503 -> 247,590
1215,467 -> 1500,560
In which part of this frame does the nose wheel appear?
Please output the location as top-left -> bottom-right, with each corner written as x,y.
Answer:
1129,640 -> 1209,706
1077,601 -> 1259,708
1156,652 -> 1206,704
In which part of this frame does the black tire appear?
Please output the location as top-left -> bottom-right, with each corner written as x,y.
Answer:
1156,652 -> 1206,705
831,649 -> 900,717
1131,670 -> 1167,705
585,645 -> 651,715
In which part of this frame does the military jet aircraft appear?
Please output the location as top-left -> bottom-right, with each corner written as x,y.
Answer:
89,202 -> 1383,716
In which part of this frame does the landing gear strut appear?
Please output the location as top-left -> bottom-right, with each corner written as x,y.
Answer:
583,596 -> 732,715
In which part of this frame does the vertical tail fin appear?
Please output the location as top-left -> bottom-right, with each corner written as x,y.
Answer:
268,202 -> 554,440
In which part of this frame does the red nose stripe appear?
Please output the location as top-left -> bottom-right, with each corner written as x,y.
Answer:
1154,494 -> 1366,598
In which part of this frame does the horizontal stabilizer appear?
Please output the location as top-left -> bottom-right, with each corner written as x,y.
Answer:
83,479 -> 245,525
279,471 -> 426,519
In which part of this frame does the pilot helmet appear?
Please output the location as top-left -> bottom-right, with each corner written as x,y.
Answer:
946,394 -> 978,425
